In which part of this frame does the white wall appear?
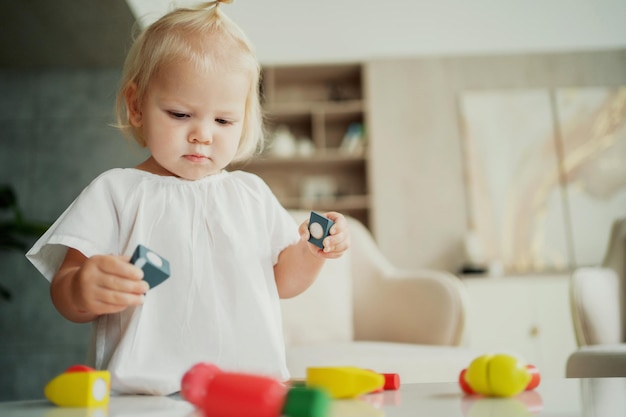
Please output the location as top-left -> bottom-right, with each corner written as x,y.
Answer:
127,0 -> 626,64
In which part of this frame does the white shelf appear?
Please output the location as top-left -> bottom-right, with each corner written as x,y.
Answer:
235,63 -> 370,226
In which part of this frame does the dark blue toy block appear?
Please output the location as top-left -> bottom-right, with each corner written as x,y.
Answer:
130,244 -> 170,289
307,212 -> 334,249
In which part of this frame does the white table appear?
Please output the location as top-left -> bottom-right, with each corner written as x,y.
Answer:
1,378 -> 624,416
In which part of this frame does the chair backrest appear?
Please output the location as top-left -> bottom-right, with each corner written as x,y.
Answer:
280,211 -> 354,346
570,218 -> 626,346
348,217 -> 468,346
280,210 -> 468,347
603,218 -> 626,340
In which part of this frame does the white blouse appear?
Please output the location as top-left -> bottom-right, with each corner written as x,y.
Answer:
26,168 -> 300,395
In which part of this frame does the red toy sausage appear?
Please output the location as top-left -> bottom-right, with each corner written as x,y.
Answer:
181,363 -> 329,417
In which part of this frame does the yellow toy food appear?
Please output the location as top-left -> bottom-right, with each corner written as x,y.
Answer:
306,367 -> 384,399
463,354 -> 532,397
44,365 -> 110,407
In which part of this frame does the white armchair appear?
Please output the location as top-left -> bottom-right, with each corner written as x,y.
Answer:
566,217 -> 626,377
281,211 -> 476,383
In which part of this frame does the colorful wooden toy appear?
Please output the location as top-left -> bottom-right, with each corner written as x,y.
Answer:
130,244 -> 170,289
459,354 -> 541,397
525,364 -> 541,390
367,370 -> 401,393
44,365 -> 110,407
306,367 -> 384,399
181,362 -> 330,417
381,373 -> 401,390
307,212 -> 334,249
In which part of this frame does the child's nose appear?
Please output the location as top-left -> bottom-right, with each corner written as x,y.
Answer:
188,122 -> 213,144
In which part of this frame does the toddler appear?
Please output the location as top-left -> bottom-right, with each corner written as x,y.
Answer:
26,0 -> 350,395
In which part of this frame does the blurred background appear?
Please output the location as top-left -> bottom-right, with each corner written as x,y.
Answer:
1,0 -> 625,400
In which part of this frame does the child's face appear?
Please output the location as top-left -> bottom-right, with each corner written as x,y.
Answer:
131,59 -> 250,180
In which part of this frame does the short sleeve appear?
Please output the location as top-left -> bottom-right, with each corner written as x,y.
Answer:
267,199 -> 300,265
25,170 -> 126,281
231,171 -> 300,265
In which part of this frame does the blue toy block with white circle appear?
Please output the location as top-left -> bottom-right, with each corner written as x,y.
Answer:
308,211 -> 334,249
130,244 -> 170,289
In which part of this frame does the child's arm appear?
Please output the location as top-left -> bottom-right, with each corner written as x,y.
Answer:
274,212 -> 351,299
50,248 -> 149,323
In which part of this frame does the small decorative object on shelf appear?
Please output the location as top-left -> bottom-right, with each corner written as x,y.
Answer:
339,122 -> 365,155
268,125 -> 297,157
459,230 -> 488,275
296,137 -> 315,156
300,176 -> 338,206
232,63 -> 370,227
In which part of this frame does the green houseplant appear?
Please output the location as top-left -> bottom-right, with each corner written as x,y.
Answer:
0,185 -> 50,301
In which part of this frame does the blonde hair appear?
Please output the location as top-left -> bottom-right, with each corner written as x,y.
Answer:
116,0 -> 263,162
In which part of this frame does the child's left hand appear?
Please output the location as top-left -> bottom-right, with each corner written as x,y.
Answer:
299,211 -> 351,259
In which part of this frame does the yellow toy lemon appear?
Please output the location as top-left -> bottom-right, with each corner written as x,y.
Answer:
463,354 -> 492,395
44,365 -> 110,407
306,367 -> 384,399
464,354 -> 531,397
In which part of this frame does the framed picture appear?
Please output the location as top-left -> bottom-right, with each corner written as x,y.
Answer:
459,87 -> 626,273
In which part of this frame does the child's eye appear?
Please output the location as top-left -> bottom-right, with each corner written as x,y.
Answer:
216,118 -> 232,125
168,111 -> 189,119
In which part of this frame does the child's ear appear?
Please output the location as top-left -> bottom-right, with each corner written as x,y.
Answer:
125,83 -> 143,127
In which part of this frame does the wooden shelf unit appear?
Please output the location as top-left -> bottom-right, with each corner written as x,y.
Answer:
232,63 -> 370,226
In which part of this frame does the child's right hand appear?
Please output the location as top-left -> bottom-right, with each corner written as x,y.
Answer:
73,253 -> 148,316
52,248 -> 148,321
